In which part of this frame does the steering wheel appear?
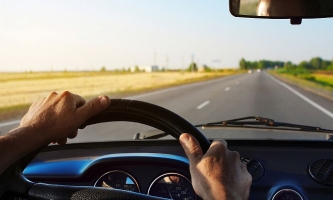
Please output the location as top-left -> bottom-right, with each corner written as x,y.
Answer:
0,99 -> 211,199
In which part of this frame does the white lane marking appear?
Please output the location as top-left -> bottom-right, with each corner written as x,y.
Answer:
269,74 -> 333,119
197,101 -> 210,109
129,87 -> 179,99
0,120 -> 21,128
124,75 -> 241,99
225,87 -> 230,91
128,74 -> 241,99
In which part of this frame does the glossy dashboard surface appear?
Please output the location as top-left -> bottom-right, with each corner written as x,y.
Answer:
24,139 -> 333,200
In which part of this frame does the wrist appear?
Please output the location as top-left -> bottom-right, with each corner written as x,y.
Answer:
17,125 -> 50,146
202,185 -> 242,200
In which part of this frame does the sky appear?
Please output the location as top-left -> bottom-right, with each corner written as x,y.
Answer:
0,0 -> 332,72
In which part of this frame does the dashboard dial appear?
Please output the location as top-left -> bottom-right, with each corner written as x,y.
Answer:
94,170 -> 140,192
148,173 -> 196,200
272,189 -> 303,200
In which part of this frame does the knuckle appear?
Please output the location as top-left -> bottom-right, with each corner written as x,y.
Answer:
47,92 -> 58,98
212,140 -> 227,151
60,91 -> 72,97
213,139 -> 227,146
231,151 -> 240,160
87,102 -> 97,113
240,162 -> 247,170
187,144 -> 200,155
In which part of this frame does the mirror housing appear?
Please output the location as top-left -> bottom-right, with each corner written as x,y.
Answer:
230,0 -> 333,25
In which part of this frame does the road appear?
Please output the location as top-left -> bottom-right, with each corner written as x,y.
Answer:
1,72 -> 333,142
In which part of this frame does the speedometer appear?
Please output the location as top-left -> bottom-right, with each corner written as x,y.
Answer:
148,173 -> 196,200
94,170 -> 140,192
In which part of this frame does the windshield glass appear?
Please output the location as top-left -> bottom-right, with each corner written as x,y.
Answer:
1,0 -> 333,142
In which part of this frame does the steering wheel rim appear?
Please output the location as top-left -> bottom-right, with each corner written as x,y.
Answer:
0,99 -> 211,199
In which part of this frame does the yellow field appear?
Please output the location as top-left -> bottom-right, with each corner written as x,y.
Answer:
312,73 -> 333,86
0,71 -> 237,110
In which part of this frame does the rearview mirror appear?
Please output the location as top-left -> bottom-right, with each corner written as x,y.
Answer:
230,0 -> 333,24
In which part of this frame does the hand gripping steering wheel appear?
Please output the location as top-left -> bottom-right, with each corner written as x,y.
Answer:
0,99 -> 211,199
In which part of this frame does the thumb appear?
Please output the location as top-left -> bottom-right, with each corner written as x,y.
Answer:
179,133 -> 203,165
75,95 -> 110,123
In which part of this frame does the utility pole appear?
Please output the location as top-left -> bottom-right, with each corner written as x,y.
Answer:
166,55 -> 169,71
191,54 -> 195,72
181,56 -> 184,70
154,51 -> 157,66
213,60 -> 221,72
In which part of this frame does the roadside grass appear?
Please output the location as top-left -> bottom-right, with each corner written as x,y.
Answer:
311,74 -> 333,88
0,71 -> 240,122
270,71 -> 333,92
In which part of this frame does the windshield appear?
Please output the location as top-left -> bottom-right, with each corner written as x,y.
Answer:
0,0 -> 333,142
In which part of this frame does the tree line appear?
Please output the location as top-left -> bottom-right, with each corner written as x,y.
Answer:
239,57 -> 333,71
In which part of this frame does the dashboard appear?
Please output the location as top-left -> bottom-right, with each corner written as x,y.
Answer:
23,139 -> 333,200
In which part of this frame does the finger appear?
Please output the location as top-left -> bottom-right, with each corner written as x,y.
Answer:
75,95 -> 110,123
213,139 -> 227,147
179,133 -> 203,165
240,161 -> 248,172
72,94 -> 86,108
45,92 -> 58,101
68,130 -> 78,139
58,91 -> 85,108
204,140 -> 228,158
57,138 -> 67,145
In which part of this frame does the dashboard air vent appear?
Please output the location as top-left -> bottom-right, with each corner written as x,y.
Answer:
309,159 -> 333,186
241,157 -> 264,182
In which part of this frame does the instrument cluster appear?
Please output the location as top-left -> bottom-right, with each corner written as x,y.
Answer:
94,170 -> 196,200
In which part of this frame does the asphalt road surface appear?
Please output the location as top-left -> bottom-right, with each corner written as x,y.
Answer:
1,72 -> 333,142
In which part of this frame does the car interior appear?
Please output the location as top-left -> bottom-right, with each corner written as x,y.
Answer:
1,0 -> 333,200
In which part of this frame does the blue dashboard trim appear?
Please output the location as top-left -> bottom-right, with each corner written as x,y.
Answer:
23,153 -> 189,177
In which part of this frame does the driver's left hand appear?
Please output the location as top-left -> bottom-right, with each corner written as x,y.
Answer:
19,91 -> 110,145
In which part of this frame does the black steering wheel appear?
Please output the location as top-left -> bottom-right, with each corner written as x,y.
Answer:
0,99 -> 211,199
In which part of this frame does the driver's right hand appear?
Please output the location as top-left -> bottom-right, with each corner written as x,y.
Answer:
179,133 -> 252,200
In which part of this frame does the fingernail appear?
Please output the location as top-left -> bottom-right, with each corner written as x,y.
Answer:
99,96 -> 109,106
180,134 -> 190,145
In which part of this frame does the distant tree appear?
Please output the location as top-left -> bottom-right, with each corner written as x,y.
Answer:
322,60 -> 331,69
100,66 -> 106,72
298,61 -> 311,69
309,57 -> 323,69
327,59 -> 333,71
187,62 -> 198,72
250,61 -> 258,69
239,58 -> 247,70
134,66 -> 140,72
258,61 -> 265,69
203,65 -> 212,72
283,61 -> 294,69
